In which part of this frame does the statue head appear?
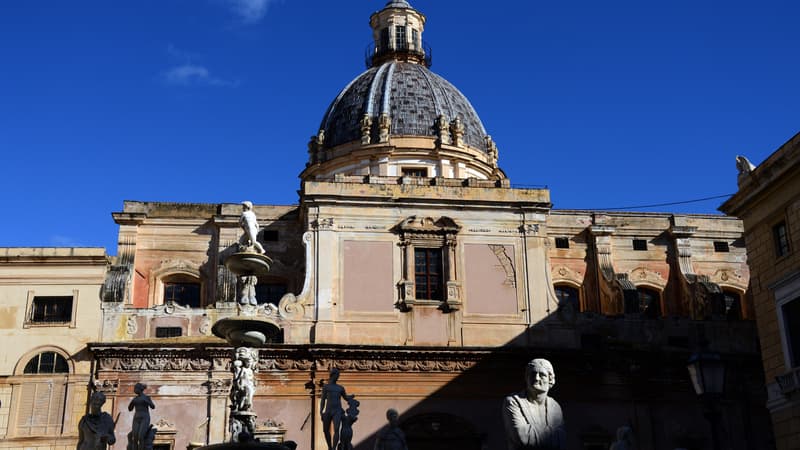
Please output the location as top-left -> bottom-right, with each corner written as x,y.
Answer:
89,391 -> 107,415
386,408 -> 400,427
525,358 -> 556,395
134,382 -> 147,395
329,367 -> 340,383
241,201 -> 253,212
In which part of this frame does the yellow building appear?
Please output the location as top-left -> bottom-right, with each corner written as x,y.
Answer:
0,248 -> 107,450
721,132 -> 800,450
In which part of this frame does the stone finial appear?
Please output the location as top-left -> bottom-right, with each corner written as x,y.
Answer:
435,115 -> 451,145
378,113 -> 391,143
485,135 -> 498,168
360,114 -> 373,145
449,117 -> 464,147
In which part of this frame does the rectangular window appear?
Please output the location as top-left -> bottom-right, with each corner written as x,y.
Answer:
783,298 -> 800,367
774,221 -> 790,257
412,29 -> 419,50
632,239 -> 648,251
31,296 -> 73,323
554,237 -> 570,249
256,283 -> 288,306
713,241 -> 730,252
414,248 -> 443,300
402,167 -> 427,177
380,28 -> 390,52
164,282 -> 201,308
155,327 -> 182,338
395,25 -> 407,50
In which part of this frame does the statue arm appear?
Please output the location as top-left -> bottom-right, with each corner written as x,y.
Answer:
103,413 -> 117,445
147,395 -> 155,409
502,396 -> 543,448
319,385 -> 327,412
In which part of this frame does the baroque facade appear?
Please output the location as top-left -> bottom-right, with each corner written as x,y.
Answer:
720,133 -> 800,449
0,1 -> 775,450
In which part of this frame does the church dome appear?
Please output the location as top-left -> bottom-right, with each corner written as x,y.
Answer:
302,0 -> 504,182
319,61 -> 489,152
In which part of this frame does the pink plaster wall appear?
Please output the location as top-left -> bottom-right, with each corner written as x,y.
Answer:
412,306 -> 448,345
464,244 -> 518,314
343,241 -> 395,312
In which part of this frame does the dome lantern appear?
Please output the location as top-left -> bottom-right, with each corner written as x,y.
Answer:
368,1 -> 429,67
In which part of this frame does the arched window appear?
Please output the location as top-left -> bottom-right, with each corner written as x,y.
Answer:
12,351 -> 71,436
256,282 -> 288,306
23,351 -> 69,374
554,285 -> 580,312
637,287 -> 661,319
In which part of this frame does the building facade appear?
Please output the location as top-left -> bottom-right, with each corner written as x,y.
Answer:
720,132 -> 800,450
0,1 -> 776,450
0,248 -> 107,450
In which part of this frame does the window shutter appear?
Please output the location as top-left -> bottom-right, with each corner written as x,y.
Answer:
14,379 -> 66,436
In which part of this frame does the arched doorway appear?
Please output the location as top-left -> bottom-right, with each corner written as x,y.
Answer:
402,413 -> 483,450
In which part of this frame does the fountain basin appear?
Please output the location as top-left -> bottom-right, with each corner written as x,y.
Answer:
212,317 -> 283,346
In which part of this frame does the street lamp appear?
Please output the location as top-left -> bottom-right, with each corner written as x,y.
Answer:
687,349 -> 725,450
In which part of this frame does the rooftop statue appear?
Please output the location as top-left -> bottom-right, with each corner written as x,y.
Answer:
240,201 -> 266,254
77,392 -> 117,450
502,359 -> 566,450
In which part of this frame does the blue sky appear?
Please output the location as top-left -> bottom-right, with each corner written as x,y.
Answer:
1,0 -> 798,254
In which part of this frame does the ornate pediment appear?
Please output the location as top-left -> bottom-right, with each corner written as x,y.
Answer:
629,267 -> 667,289
394,216 -> 460,236
551,265 -> 584,285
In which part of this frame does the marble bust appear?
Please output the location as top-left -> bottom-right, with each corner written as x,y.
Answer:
502,358 -> 566,450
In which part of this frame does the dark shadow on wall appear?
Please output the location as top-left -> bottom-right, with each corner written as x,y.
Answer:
328,312 -> 774,450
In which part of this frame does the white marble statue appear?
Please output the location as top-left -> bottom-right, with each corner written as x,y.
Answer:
77,392 -> 117,450
240,201 -> 265,254
230,347 -> 257,413
502,358 -> 566,450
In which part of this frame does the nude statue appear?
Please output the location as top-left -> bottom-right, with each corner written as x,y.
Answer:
338,395 -> 360,450
127,383 -> 156,450
502,358 -> 566,450
240,201 -> 265,254
230,347 -> 257,412
77,392 -> 116,450
373,409 -> 407,450
320,368 -> 348,450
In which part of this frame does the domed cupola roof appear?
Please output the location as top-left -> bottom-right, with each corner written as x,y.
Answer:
319,61 -> 488,152
303,1 -> 504,182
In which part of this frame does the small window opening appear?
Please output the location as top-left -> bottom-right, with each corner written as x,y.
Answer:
554,285 -> 580,312
164,282 -> 201,308
636,287 -> 661,318
155,327 -> 182,338
774,221 -> 790,257
31,296 -> 73,323
402,167 -> 428,178
632,239 -> 648,251
554,237 -> 570,249
262,230 -> 279,242
713,241 -> 730,252
255,283 -> 288,306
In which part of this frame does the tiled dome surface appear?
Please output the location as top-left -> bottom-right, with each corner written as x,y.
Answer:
319,61 -> 488,152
